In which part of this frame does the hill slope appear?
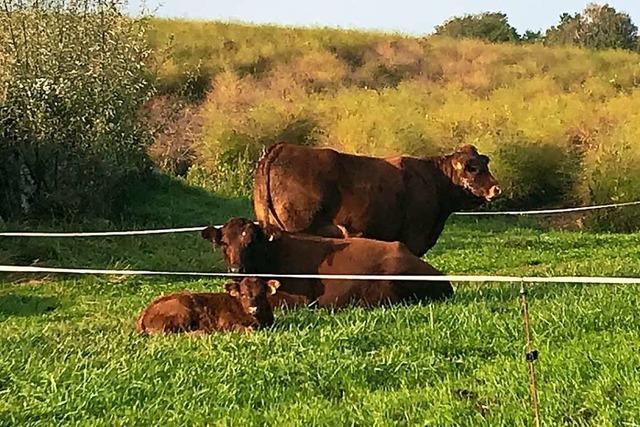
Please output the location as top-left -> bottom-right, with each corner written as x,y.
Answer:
147,19 -> 640,230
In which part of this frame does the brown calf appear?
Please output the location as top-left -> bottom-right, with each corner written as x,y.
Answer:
136,277 -> 280,334
202,218 -> 453,309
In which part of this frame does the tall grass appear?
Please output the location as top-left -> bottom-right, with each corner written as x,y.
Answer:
147,19 -> 640,230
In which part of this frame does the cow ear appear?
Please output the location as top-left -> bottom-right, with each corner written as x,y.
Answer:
456,144 -> 478,155
225,281 -> 240,297
201,226 -> 222,245
266,280 -> 280,295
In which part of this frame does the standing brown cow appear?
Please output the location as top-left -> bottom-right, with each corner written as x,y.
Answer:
253,143 -> 500,256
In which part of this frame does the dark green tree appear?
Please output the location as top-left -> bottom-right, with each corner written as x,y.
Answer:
545,4 -> 638,50
434,12 -> 520,43
522,30 -> 543,43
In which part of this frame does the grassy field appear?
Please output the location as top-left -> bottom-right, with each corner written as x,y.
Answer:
1,177 -> 640,425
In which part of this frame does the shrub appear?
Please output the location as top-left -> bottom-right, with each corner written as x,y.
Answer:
145,95 -> 200,176
434,12 -> 520,43
0,0 -> 154,220
495,137 -> 582,206
579,94 -> 640,230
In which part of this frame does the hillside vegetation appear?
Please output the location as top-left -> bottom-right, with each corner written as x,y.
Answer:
148,19 -> 640,231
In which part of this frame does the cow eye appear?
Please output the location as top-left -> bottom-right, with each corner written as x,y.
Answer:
466,165 -> 478,173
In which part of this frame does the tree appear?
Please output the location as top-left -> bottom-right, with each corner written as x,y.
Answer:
545,4 -> 638,50
545,13 -> 581,46
522,30 -> 543,43
434,12 -> 520,43
580,3 -> 638,50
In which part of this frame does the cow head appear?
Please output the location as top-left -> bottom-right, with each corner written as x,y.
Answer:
448,145 -> 501,203
201,217 -> 267,273
225,277 -> 280,317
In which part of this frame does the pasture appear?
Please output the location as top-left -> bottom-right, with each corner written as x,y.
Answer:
1,177 -> 639,425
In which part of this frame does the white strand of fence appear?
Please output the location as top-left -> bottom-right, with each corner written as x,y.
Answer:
0,226 -> 209,237
2,265 -> 640,284
453,200 -> 640,216
0,200 -> 638,238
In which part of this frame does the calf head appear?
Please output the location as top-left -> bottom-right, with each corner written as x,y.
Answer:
225,277 -> 280,318
201,218 -> 267,273
448,145 -> 501,203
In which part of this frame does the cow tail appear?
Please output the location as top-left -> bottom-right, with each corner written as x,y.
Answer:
256,143 -> 287,230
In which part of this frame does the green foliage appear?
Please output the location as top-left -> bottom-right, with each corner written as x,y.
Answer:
545,13 -> 582,46
546,3 -> 638,51
1,186 -> 640,424
434,12 -> 520,43
145,20 -> 640,230
521,30 -> 543,43
0,0 -> 154,220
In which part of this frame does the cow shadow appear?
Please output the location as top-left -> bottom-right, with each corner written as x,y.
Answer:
120,173 -> 253,227
0,294 -> 59,317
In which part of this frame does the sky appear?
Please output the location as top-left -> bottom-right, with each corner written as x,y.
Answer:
128,0 -> 640,35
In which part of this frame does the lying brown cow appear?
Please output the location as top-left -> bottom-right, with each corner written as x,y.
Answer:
253,143 -> 500,256
201,218 -> 453,308
136,277 -> 280,334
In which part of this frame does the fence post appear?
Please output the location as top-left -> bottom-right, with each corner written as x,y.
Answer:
520,280 -> 541,427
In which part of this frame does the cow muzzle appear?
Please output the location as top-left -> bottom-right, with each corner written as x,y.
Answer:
229,266 -> 242,274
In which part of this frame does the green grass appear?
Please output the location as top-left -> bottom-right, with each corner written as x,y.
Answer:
1,178 -> 640,425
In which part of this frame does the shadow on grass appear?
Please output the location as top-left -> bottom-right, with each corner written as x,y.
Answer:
0,173 -> 251,271
0,294 -> 59,317
121,173 -> 253,227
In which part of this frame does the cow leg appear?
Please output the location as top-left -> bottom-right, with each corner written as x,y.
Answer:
268,292 -> 310,309
398,262 -> 454,302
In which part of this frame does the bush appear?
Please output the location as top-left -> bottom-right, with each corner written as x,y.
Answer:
434,12 -> 520,43
579,97 -> 640,231
0,0 -> 153,220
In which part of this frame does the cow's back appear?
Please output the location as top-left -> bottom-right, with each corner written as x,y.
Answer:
253,143 -> 405,240
266,234 -> 452,307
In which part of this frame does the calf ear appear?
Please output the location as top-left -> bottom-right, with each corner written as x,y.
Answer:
201,226 -> 222,245
266,280 -> 281,295
224,281 -> 240,297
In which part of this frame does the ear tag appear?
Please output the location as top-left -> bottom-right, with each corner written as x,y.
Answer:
241,231 -> 247,237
